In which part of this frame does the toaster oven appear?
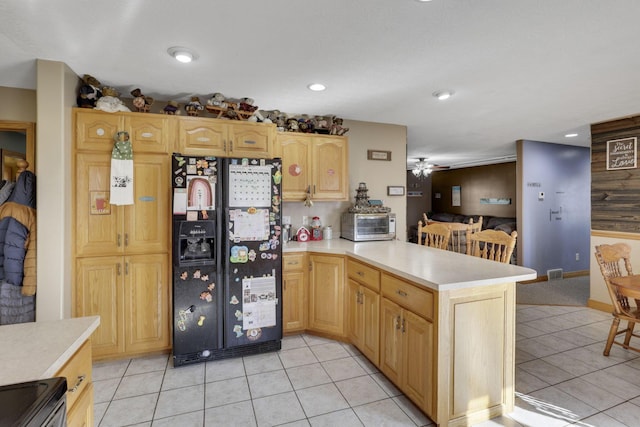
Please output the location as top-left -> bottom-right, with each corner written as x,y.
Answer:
341,212 -> 396,242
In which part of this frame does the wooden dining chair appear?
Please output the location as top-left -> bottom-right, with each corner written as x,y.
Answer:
417,221 -> 451,250
423,215 -> 482,254
594,243 -> 640,356
466,229 -> 517,264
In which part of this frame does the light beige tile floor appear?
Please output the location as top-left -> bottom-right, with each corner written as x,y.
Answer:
92,304 -> 640,426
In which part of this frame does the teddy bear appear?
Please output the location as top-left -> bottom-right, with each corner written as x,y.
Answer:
130,88 -> 154,113
286,118 -> 300,132
163,100 -> 180,115
94,87 -> 131,113
329,117 -> 349,136
185,96 -> 204,116
206,92 -> 227,109
77,74 -> 102,108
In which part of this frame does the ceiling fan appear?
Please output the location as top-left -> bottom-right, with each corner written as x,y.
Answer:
411,158 -> 449,178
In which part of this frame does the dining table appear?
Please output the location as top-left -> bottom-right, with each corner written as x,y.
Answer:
609,274 -> 640,301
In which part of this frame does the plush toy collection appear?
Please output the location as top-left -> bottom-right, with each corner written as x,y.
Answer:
76,74 -> 349,135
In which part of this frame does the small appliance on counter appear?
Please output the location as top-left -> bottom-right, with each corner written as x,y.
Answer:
341,182 -> 396,242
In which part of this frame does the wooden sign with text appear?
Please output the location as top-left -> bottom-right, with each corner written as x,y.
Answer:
607,137 -> 637,170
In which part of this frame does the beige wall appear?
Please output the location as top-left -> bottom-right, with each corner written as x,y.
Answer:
0,87 -> 36,122
35,59 -> 77,320
282,119 -> 407,241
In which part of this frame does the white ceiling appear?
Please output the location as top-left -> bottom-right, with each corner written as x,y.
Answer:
2,0 -> 640,170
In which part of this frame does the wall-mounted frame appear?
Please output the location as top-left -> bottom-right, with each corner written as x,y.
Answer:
387,186 -> 405,196
367,150 -> 392,161
452,185 -> 461,206
607,137 -> 637,170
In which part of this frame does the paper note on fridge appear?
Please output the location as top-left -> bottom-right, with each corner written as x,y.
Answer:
242,275 -> 276,329
232,209 -> 270,241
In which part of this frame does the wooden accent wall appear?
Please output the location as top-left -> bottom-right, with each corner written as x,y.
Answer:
591,115 -> 640,232
431,162 -> 516,217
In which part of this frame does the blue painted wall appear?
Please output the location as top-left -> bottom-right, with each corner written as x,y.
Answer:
520,140 -> 590,275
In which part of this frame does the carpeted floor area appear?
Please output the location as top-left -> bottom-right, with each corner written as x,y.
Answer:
516,275 -> 590,306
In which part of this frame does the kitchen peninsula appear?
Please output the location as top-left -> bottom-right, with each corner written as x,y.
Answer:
0,316 -> 100,425
283,239 -> 536,427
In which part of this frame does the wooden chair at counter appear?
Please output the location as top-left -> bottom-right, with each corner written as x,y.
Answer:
467,229 -> 517,264
594,243 -> 640,356
417,220 -> 451,250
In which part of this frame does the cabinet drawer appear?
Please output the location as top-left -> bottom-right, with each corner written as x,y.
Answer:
55,339 -> 92,411
283,253 -> 306,271
381,274 -> 433,321
347,259 -> 380,291
66,382 -> 93,427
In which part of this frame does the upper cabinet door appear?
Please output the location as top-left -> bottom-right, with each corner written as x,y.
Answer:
279,134 -> 312,201
124,154 -> 170,254
229,122 -> 274,158
75,109 -> 122,152
124,115 -> 170,153
75,152 -> 123,257
311,136 -> 349,200
177,116 -> 226,156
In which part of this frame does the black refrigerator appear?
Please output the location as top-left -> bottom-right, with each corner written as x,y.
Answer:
171,153 -> 282,367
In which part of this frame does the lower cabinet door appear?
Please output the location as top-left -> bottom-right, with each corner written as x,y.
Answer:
380,298 -> 402,385
402,309 -> 434,417
66,382 -> 94,427
360,285 -> 380,366
283,270 -> 307,332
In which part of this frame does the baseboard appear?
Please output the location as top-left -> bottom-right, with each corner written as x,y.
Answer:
519,270 -> 589,284
587,298 -> 612,313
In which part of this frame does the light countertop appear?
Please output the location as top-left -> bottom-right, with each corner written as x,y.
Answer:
283,239 -> 536,291
0,316 -> 100,386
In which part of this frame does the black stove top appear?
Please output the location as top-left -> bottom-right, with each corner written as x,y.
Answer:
0,377 -> 67,426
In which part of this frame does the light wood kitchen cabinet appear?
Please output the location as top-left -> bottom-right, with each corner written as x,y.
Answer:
276,133 -> 348,201
75,108 -> 170,153
380,273 -> 435,418
75,152 -> 169,257
176,115 -> 275,158
55,339 -> 94,426
347,259 -> 380,365
308,254 -> 345,336
75,254 -> 170,359
73,109 -> 171,360
282,253 -> 308,333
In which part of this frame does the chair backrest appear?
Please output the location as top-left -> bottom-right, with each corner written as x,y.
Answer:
467,229 -> 517,264
594,243 -> 633,314
417,221 -> 451,249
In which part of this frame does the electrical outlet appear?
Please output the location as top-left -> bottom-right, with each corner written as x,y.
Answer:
575,252 -> 580,261
282,216 -> 291,225
302,216 -> 310,226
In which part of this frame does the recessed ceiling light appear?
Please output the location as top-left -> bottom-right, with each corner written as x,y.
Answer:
565,133 -> 578,138
167,46 -> 198,63
307,83 -> 326,91
433,90 -> 453,100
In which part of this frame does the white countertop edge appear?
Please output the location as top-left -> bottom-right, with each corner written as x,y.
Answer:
41,316 -> 101,378
283,239 -> 537,291
0,316 -> 100,386
346,252 -> 537,291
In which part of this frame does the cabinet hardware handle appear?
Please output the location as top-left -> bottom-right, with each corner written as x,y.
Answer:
125,262 -> 129,275
117,234 -> 121,247
117,263 -> 121,276
69,375 -> 86,393
396,315 -> 401,330
313,184 -> 316,194
396,290 -> 408,297
230,140 -> 233,151
290,261 -> 299,265
125,233 -> 129,246
357,271 -> 364,276
223,140 -> 227,151
401,319 -> 406,333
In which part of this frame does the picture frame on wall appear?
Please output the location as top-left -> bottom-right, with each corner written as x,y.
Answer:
387,186 -> 405,196
606,137 -> 637,170
367,150 -> 392,161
